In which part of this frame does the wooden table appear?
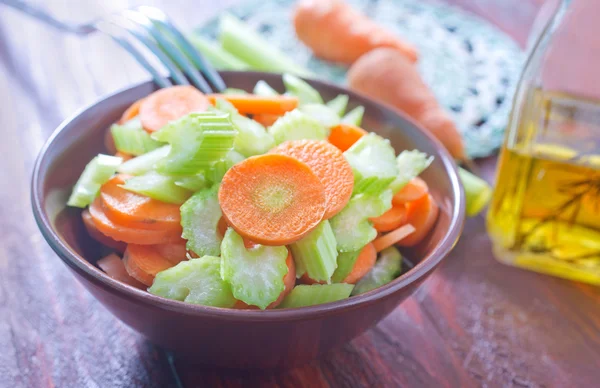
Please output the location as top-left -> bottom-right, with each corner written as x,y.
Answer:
2,0 -> 598,387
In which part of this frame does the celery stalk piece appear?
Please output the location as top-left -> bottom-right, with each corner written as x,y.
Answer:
268,110 -> 327,145
120,172 -> 193,204
221,228 -> 289,310
116,145 -> 170,176
149,256 -> 237,308
223,88 -> 248,95
352,247 -> 402,295
151,112 -> 237,176
459,167 -> 492,217
67,154 -> 122,208
330,190 -> 393,252
206,150 -> 245,183
282,74 -> 323,105
174,173 -> 208,192
326,94 -> 349,117
278,284 -> 354,308
289,220 -> 338,282
341,106 -> 365,126
331,250 -> 361,283
299,103 -> 340,129
214,97 -> 276,156
388,150 -> 434,194
344,133 -> 399,195
187,34 -> 250,70
180,185 -> 223,257
219,14 -> 313,77
110,118 -> 163,156
253,80 -> 279,96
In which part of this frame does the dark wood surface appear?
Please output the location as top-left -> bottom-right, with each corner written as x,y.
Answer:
2,0 -> 599,387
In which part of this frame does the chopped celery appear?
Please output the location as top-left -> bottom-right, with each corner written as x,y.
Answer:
120,172 -> 192,204
223,88 -> 248,95
352,247 -> 402,295
268,110 -> 326,145
188,34 -> 250,70
221,228 -> 289,310
342,106 -> 365,126
299,104 -> 340,129
206,150 -> 245,183
219,14 -> 312,77
279,284 -> 354,308
67,154 -> 122,208
110,119 -> 163,156
149,256 -> 237,308
116,145 -> 170,176
344,133 -> 399,194
174,173 -> 208,192
459,167 -> 492,217
331,250 -> 361,283
215,98 -> 276,156
290,220 -> 338,282
253,80 -> 279,96
152,112 -> 237,176
330,190 -> 393,252
180,185 -> 222,257
282,74 -> 323,105
388,150 -> 434,194
326,94 -> 349,117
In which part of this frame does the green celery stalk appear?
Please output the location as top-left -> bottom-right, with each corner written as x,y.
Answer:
342,106 -> 365,126
67,154 -> 122,208
187,34 -> 250,70
120,172 -> 192,204
459,167 -> 492,217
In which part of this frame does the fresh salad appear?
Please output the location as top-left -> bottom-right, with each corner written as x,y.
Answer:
68,74 -> 441,310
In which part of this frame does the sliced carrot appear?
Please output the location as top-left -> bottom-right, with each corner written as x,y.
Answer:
235,250 -> 296,309
392,177 -> 429,205
397,194 -> 440,247
253,113 -> 281,127
154,243 -> 188,265
82,209 -> 126,253
89,197 -> 182,245
343,243 -> 377,284
207,94 -> 298,115
219,154 -> 326,245
123,244 -> 180,286
270,140 -> 353,219
100,175 -> 181,233
217,217 -> 229,239
114,151 -> 132,161
139,86 -> 210,132
328,123 -> 367,152
372,224 -> 416,252
118,98 -> 145,124
369,204 -> 408,232
97,253 -> 145,288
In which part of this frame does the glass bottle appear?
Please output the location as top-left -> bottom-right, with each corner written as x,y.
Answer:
487,0 -> 600,285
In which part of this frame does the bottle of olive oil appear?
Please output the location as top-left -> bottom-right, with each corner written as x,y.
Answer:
487,0 -> 600,285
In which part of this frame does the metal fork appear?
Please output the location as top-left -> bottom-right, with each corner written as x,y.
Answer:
2,0 -> 225,92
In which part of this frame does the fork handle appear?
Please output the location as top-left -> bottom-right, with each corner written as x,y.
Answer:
1,0 -> 94,34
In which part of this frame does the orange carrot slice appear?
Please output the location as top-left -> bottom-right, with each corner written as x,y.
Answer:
89,198 -> 182,245
100,175 -> 181,233
397,194 -> 439,247
372,224 -> 416,252
207,94 -> 298,115
392,177 -> 429,205
97,253 -> 145,288
154,243 -> 188,265
328,123 -> 367,152
342,242 -> 377,284
219,154 -> 326,245
253,113 -> 281,127
369,204 -> 408,232
270,140 -> 354,219
118,98 -> 145,124
139,86 -> 210,132
82,209 -> 126,253
123,244 -> 181,286
235,251 -> 296,309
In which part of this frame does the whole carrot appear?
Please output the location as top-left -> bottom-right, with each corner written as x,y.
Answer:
293,0 -> 418,65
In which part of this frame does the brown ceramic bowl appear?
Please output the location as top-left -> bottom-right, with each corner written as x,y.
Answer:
32,72 -> 464,369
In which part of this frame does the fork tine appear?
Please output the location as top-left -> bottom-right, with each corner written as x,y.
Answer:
138,6 -> 226,92
122,9 -> 213,93
109,13 -> 190,87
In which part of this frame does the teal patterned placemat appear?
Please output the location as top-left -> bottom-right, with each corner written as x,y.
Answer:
196,0 -> 524,158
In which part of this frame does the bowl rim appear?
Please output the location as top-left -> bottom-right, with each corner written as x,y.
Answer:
31,71 -> 465,321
